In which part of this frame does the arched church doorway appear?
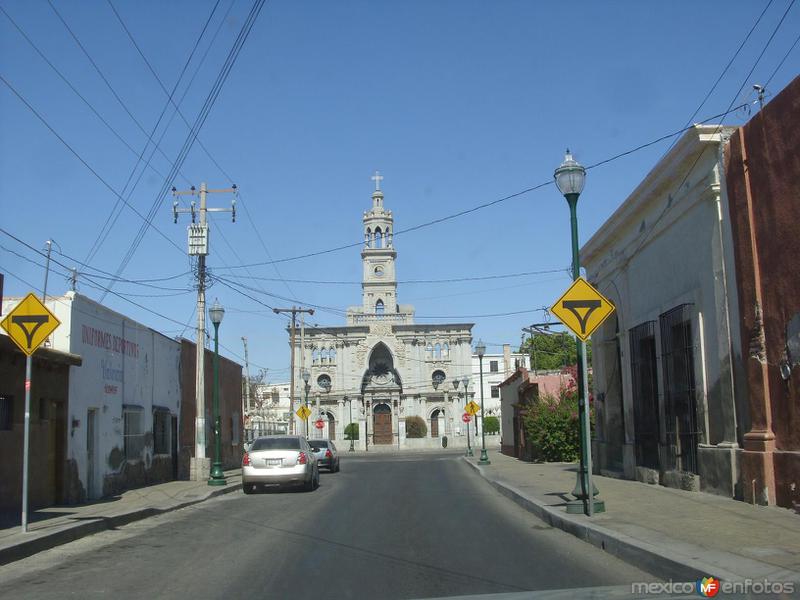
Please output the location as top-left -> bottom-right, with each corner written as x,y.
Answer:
430,409 -> 441,438
373,403 -> 392,445
326,412 -> 336,440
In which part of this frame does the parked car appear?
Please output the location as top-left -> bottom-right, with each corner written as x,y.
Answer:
309,439 -> 340,472
242,435 -> 319,493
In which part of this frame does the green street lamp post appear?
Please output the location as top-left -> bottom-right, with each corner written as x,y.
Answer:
302,368 -> 310,439
476,340 -> 490,465
554,150 -> 604,515
462,375 -> 473,457
347,396 -> 355,452
208,300 -> 227,486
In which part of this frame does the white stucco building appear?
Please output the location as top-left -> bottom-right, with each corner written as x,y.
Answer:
288,176 -> 474,449
3,292 -> 181,501
248,381 -> 291,436
471,345 -> 530,434
582,125 -> 747,498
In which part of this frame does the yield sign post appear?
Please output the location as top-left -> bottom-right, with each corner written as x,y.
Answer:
549,277 -> 615,342
0,293 -> 61,533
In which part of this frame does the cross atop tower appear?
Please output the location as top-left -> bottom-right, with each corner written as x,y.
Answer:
371,170 -> 384,192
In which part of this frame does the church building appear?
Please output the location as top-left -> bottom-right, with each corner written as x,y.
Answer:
290,174 -> 474,449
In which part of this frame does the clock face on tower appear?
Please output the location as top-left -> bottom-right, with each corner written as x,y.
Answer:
374,265 -> 384,277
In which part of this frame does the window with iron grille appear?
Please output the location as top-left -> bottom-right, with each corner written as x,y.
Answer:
629,321 -> 661,470
659,304 -> 700,474
123,405 -> 145,460
489,360 -> 499,372
153,409 -> 170,455
0,395 -> 12,430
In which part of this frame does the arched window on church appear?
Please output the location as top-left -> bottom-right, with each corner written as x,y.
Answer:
321,348 -> 329,363
329,346 -> 337,363
375,299 -> 384,316
312,348 -> 319,364
426,343 -> 433,360
443,343 -> 450,359
386,227 -> 392,247
365,227 -> 372,248
434,343 -> 442,359
374,227 -> 383,248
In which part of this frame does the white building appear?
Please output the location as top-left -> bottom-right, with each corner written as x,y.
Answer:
248,382 -> 291,436
471,345 -> 530,435
288,176 -> 474,449
2,292 -> 181,501
582,125 -> 746,498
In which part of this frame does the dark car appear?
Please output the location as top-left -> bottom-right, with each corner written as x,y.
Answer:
309,439 -> 340,472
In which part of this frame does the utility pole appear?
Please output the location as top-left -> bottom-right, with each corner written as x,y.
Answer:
242,336 -> 251,439
272,306 -> 314,435
42,240 -> 53,303
173,182 -> 236,481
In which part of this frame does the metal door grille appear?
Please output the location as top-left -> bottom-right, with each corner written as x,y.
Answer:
629,322 -> 660,469
659,304 -> 700,474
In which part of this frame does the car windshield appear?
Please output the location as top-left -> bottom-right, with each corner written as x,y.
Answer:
250,437 -> 300,451
310,441 -> 329,448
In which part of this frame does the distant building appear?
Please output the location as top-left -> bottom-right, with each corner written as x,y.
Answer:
498,368 -> 574,460
471,344 -> 530,435
247,382 -> 291,437
286,176 -> 474,449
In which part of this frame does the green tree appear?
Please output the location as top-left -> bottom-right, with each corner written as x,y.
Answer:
483,416 -> 500,435
344,422 -> 359,440
522,381 -> 595,462
520,332 -> 591,372
405,416 -> 427,438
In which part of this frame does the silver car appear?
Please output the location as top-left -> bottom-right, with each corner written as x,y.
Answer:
242,435 -> 320,493
309,439 -> 340,472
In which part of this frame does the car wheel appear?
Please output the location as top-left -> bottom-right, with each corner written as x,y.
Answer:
314,468 -> 320,489
304,472 -> 315,492
243,483 -> 256,495
335,461 -> 340,473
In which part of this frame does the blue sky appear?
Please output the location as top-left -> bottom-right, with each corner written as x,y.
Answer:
1,0 -> 798,379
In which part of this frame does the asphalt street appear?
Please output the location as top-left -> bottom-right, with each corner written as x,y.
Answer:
0,452 -> 658,599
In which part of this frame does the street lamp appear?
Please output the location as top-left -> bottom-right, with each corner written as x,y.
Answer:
462,376 -> 473,457
476,340 -> 490,465
346,396 -> 355,452
554,150 -> 603,515
208,300 -> 226,486
302,368 -> 311,439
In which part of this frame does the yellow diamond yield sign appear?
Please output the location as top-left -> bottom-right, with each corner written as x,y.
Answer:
550,277 -> 615,342
0,293 -> 61,356
465,401 -> 481,416
296,405 -> 312,421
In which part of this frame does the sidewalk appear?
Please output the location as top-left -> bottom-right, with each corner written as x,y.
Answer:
464,453 -> 800,584
0,469 -> 242,566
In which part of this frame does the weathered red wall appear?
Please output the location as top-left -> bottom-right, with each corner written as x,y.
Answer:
179,340 -> 244,479
725,75 -> 800,508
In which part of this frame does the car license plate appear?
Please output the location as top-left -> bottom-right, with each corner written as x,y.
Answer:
267,458 -> 282,467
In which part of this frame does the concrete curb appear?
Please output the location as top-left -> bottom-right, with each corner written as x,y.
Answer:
462,458 -> 751,583
0,481 -> 242,566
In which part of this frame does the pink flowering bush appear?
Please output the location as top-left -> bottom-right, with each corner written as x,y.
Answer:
522,377 -> 594,462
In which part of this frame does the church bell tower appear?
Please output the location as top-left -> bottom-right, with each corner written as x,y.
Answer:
362,171 -> 398,315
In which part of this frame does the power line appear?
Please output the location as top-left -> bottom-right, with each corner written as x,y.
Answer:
102,0 -> 266,297
624,0 -> 796,262
211,103 -> 756,272
86,1 -> 234,266
218,267 -> 567,285
0,74 -> 184,254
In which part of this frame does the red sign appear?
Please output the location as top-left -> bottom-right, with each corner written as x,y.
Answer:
314,419 -> 325,429
462,413 -> 471,423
